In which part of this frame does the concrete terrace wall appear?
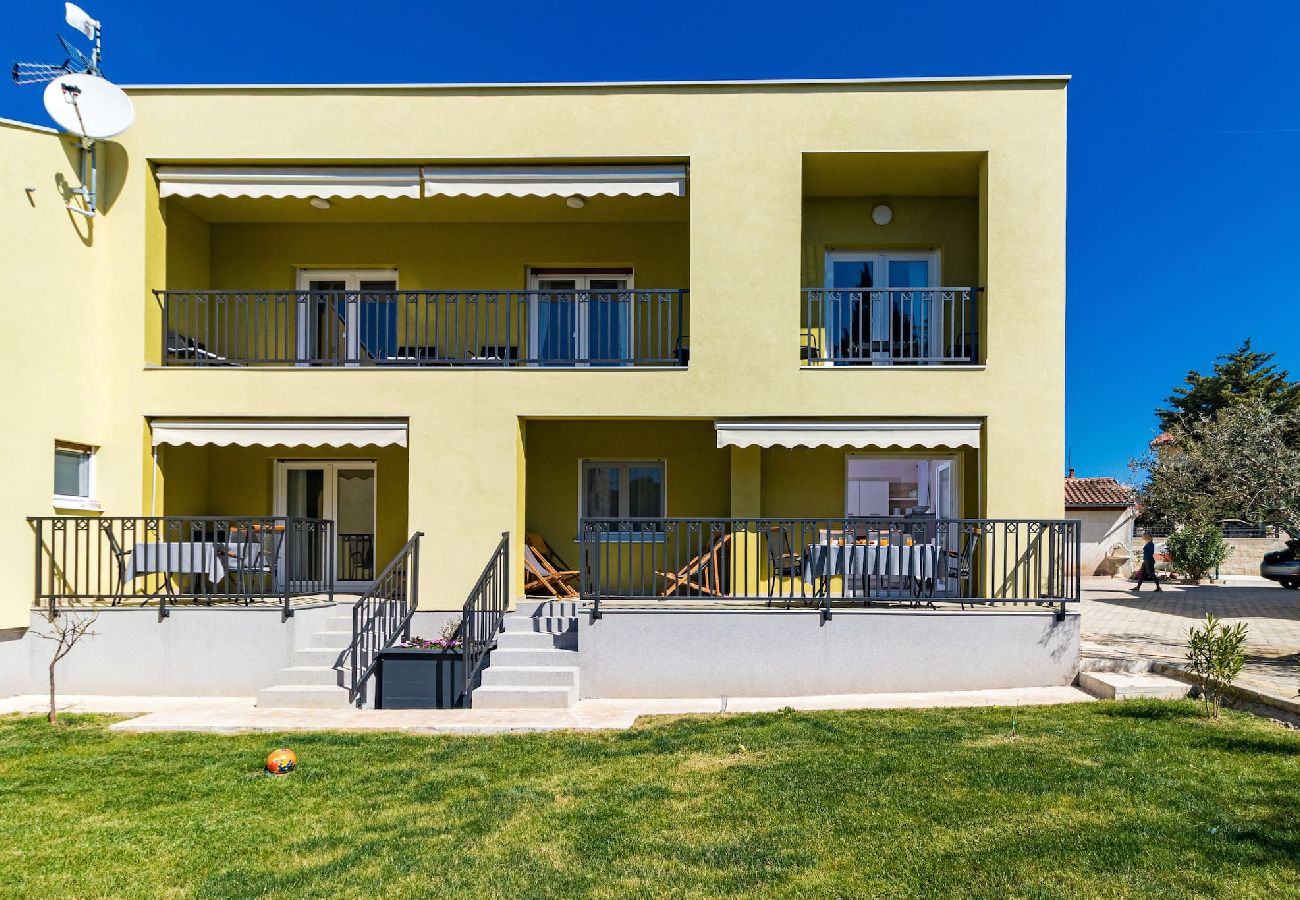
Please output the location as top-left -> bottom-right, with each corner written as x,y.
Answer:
578,609 -> 1079,699
1,604 -> 338,697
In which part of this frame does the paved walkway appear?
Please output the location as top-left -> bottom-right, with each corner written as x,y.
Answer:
0,686 -> 1093,734
1082,578 -> 1300,700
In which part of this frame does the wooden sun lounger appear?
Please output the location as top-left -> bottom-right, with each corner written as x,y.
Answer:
656,532 -> 731,597
523,543 -> 580,598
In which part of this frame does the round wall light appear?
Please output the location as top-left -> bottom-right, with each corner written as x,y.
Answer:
871,204 -> 893,226
566,194 -> 586,209
309,196 -> 332,210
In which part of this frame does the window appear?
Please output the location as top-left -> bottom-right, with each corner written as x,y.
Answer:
581,460 -> 665,523
54,442 -> 96,507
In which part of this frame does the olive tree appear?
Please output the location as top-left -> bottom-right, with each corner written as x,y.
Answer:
1134,399 -> 1300,529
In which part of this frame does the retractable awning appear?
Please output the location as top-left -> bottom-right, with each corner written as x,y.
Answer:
156,166 -> 423,200
420,165 -> 687,198
150,419 -> 408,448
714,420 -> 982,450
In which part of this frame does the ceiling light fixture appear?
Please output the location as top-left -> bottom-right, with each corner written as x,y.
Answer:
871,203 -> 893,226
566,194 -> 586,209
309,196 -> 332,210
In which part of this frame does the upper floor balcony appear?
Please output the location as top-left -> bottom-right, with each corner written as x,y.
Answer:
151,162 -> 690,369
159,287 -> 689,367
799,151 -> 985,367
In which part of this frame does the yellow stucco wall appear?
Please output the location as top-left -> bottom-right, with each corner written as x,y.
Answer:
0,78 -> 1066,623
157,444 -> 408,565
801,196 -> 979,287
524,419 -> 730,565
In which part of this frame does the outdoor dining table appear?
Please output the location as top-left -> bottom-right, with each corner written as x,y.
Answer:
801,541 -> 940,597
122,540 -> 266,593
124,541 -> 230,585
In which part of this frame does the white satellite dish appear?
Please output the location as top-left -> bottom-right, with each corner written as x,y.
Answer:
43,72 -> 133,139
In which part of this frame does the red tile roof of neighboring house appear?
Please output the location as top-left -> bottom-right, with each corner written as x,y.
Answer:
1065,476 -> 1135,509
1150,432 -> 1176,447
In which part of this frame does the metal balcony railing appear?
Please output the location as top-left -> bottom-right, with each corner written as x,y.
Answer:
578,516 -> 1080,620
801,287 -> 980,366
28,516 -> 335,621
157,289 -> 689,368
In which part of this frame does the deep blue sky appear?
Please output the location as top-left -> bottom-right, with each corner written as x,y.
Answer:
4,1 -> 1298,481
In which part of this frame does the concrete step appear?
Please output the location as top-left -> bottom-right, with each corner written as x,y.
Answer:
1078,671 -> 1191,701
495,630 -> 577,651
471,684 -> 576,709
515,600 -> 579,618
293,646 -> 347,666
323,615 -> 354,632
274,665 -> 344,687
308,630 -> 355,650
1080,651 -> 1153,674
502,614 -> 578,635
485,647 -> 580,668
256,684 -> 353,709
480,665 -> 579,688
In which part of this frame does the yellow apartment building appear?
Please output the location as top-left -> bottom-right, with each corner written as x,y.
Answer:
0,75 -> 1075,708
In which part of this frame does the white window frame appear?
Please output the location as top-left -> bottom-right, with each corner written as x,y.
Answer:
273,459 -> 378,587
824,250 -> 941,363
527,269 -> 635,366
295,268 -> 399,366
579,458 -> 667,541
53,441 -> 101,511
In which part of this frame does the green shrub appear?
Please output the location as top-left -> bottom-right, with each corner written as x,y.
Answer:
1186,613 -> 1248,718
1165,523 -> 1229,582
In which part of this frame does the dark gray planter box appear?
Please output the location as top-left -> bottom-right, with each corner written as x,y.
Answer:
377,648 -> 467,709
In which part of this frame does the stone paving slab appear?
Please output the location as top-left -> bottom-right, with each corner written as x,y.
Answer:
1081,578 -> 1300,701
0,687 -> 1093,734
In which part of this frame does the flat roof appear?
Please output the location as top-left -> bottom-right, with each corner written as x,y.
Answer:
119,74 -> 1070,92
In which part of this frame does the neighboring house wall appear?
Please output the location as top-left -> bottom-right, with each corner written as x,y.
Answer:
1071,507 -> 1134,576
1218,536 -> 1288,577
0,79 -> 1067,625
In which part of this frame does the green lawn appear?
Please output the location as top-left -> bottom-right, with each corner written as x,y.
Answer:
1,703 -> 1297,898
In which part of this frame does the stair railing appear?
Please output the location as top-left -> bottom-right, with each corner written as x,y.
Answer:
460,531 -> 510,704
348,532 -> 422,705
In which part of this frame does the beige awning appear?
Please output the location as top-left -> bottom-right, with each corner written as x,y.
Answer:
420,165 -> 687,198
156,166 -> 423,200
150,419 -> 407,448
715,420 -> 982,450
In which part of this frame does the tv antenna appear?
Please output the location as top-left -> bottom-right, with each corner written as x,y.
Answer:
12,4 -> 134,217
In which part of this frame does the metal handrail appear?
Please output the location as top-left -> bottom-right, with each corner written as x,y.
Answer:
579,516 -> 1081,621
460,531 -> 510,705
348,531 -> 423,705
156,289 -> 689,368
27,515 -> 334,622
801,287 -> 980,366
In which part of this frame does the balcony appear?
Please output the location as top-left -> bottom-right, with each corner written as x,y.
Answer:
158,289 -> 689,368
801,287 -> 980,366
28,516 -> 336,620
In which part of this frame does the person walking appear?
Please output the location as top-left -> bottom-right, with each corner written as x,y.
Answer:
1133,532 -> 1163,591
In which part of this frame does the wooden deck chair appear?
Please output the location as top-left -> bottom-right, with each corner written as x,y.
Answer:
523,543 -> 579,599
656,532 -> 732,597
525,531 -> 573,572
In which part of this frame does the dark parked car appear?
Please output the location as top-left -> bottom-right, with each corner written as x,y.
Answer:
1260,528 -> 1300,589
